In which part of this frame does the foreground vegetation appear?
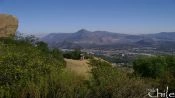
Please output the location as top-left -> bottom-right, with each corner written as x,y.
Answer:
0,37 -> 175,98
133,55 -> 175,89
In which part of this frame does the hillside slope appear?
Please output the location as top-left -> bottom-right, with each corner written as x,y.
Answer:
65,59 -> 90,78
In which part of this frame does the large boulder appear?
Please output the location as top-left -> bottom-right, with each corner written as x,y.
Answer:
0,14 -> 18,37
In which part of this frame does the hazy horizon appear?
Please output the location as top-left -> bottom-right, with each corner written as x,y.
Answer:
24,29 -> 175,38
1,0 -> 175,35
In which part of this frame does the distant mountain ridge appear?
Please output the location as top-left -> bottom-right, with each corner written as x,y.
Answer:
42,29 -> 175,50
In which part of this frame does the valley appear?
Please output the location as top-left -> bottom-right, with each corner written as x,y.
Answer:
43,29 -> 175,67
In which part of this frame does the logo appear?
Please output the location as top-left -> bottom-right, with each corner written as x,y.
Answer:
148,86 -> 175,98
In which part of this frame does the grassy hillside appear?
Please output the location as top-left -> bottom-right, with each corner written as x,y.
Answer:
1,37 -> 175,98
65,59 -> 90,78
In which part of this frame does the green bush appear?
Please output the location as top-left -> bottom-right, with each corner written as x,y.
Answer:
63,50 -> 81,60
0,38 -> 65,97
133,56 -> 175,89
87,59 -> 150,98
133,56 -> 166,78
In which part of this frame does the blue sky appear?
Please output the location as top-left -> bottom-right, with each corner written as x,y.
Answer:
0,0 -> 175,34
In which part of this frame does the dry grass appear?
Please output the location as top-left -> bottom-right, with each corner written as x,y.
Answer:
65,59 -> 91,78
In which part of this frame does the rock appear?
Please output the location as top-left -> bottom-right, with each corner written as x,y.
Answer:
0,14 -> 18,37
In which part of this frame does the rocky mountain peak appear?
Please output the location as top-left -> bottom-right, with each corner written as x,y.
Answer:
76,29 -> 91,34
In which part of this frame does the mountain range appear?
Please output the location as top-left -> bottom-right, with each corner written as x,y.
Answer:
42,29 -> 175,50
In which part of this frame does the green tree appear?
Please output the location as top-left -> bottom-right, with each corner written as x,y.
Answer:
133,56 -> 166,78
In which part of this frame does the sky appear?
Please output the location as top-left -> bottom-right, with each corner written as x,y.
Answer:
0,0 -> 175,35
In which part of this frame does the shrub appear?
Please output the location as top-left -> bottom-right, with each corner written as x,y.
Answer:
133,56 -> 166,78
133,56 -> 175,89
0,38 -> 65,97
63,50 -> 81,60
87,59 -> 150,98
